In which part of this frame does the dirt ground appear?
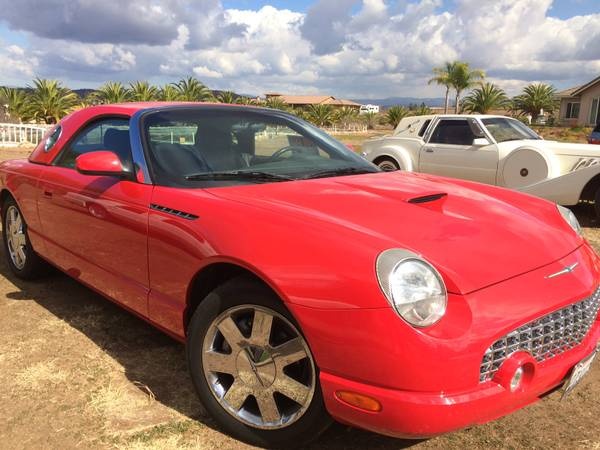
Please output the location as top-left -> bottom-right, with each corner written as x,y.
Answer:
0,142 -> 599,450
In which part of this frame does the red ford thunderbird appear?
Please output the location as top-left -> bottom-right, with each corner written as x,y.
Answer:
1,103 -> 599,447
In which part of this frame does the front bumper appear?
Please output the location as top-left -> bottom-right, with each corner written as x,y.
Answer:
320,326 -> 599,438
288,242 -> 600,438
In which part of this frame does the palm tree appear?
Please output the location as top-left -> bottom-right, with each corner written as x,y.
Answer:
363,111 -> 379,130
93,81 -> 130,104
128,81 -> 159,102
448,62 -> 485,113
304,104 -> 335,126
461,82 -> 509,114
264,96 -> 288,111
27,78 -> 79,124
159,84 -> 181,101
235,96 -> 256,106
217,91 -> 236,104
173,77 -> 213,102
429,62 -> 455,114
0,87 -> 29,122
511,83 -> 558,121
334,107 -> 359,127
385,106 -> 410,128
409,102 -> 432,115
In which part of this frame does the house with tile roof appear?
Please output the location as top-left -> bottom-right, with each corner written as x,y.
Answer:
265,93 -> 361,110
557,76 -> 600,126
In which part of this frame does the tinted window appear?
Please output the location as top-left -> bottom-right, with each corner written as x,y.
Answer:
143,109 -> 376,187
418,119 -> 431,137
55,118 -> 132,170
429,120 -> 476,145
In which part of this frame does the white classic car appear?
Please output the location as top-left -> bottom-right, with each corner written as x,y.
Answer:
362,114 -> 600,216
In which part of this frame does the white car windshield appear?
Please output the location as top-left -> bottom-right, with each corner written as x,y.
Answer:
481,118 -> 541,143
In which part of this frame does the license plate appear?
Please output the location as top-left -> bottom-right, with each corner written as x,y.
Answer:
561,349 -> 598,400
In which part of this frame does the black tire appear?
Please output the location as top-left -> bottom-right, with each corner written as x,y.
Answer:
375,156 -> 400,171
187,276 -> 332,448
1,196 -> 46,279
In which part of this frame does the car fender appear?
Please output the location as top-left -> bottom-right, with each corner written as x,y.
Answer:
519,163 -> 600,205
371,145 -> 415,171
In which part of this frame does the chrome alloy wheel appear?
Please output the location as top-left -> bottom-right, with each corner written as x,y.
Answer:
202,305 -> 316,430
5,205 -> 27,270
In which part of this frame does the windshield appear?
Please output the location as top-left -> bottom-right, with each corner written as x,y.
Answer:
481,117 -> 541,143
142,108 -> 377,187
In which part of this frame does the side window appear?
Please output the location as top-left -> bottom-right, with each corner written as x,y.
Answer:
418,119 -> 431,137
429,120 -> 476,146
44,126 -> 62,152
55,118 -> 132,170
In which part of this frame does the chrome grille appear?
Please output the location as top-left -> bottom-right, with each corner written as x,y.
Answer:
480,287 -> 600,382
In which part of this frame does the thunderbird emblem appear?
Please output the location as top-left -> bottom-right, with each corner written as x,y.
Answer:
545,262 -> 578,279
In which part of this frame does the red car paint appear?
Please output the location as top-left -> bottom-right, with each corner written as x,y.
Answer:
2,103 -> 599,439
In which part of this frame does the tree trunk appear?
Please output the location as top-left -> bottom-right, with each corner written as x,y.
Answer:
455,91 -> 461,114
444,88 -> 449,114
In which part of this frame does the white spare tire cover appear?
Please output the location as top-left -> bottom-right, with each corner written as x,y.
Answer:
502,149 -> 549,188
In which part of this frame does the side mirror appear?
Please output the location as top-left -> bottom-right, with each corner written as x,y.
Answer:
472,138 -> 490,146
75,151 -> 125,177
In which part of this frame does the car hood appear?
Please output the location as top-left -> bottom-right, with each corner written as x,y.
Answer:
207,172 -> 581,295
536,140 -> 600,157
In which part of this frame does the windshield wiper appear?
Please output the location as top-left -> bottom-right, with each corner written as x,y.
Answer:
302,167 -> 377,180
185,170 -> 294,182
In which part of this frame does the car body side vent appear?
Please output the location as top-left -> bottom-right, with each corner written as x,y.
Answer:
150,203 -> 199,220
407,193 -> 448,204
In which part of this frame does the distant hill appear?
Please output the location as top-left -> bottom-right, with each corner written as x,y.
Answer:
351,97 -> 448,108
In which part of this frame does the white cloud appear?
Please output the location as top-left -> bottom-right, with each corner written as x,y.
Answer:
0,0 -> 599,99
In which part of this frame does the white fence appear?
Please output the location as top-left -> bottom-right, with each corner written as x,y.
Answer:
321,124 -> 368,134
0,123 -> 51,147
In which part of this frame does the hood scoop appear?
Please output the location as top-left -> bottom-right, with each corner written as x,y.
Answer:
407,192 -> 448,204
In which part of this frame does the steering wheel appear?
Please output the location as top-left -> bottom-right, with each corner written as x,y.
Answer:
269,146 -> 316,161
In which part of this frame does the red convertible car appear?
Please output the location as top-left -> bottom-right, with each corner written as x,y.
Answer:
1,103 -> 599,447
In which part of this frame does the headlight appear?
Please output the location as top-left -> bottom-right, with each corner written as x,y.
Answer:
557,205 -> 581,235
376,249 -> 447,327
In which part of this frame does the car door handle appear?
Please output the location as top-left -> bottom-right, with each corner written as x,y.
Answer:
424,148 -> 434,153
43,190 -> 53,198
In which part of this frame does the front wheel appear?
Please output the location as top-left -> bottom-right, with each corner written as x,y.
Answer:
187,276 -> 331,448
2,197 -> 46,279
375,156 -> 400,171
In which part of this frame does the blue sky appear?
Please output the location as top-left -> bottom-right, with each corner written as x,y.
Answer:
0,0 -> 599,98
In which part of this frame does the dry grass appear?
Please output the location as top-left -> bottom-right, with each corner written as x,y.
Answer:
14,360 -> 68,390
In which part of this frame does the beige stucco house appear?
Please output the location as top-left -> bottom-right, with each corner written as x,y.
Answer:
557,75 -> 600,126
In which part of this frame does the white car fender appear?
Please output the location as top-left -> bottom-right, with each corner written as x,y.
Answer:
374,146 -> 415,171
519,163 -> 600,206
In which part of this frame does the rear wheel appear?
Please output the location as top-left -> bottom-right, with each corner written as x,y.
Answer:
2,197 -> 46,279
375,156 -> 400,171
187,276 -> 331,448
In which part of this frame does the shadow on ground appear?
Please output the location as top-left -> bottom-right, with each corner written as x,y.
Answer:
0,243 -> 419,449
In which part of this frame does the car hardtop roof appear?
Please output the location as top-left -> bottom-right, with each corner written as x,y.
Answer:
75,101 -> 276,117
403,114 -> 512,120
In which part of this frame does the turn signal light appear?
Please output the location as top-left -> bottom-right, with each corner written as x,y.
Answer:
335,390 -> 382,412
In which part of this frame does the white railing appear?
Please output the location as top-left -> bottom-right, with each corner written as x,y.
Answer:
0,123 -> 51,147
321,124 -> 368,134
